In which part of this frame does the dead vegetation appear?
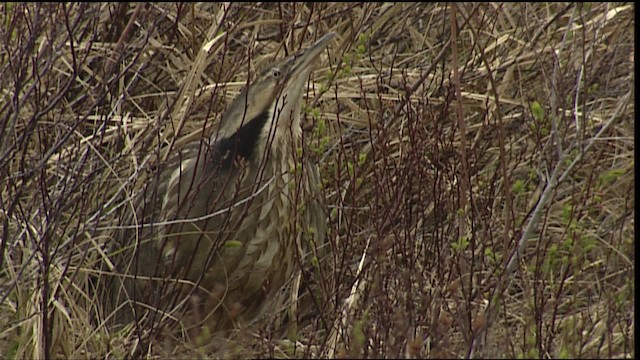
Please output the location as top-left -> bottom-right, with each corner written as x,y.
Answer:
0,2 -> 634,359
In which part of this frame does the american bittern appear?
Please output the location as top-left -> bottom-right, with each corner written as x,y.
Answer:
120,33 -> 334,335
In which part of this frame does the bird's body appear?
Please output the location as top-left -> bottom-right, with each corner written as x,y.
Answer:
156,122 -> 319,329
127,33 -> 334,333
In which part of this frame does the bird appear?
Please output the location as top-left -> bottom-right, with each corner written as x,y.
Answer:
121,32 -> 335,337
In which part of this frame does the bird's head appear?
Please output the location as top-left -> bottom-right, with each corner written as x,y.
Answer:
214,33 -> 335,162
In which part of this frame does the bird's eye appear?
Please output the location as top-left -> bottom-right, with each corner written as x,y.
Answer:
271,69 -> 281,78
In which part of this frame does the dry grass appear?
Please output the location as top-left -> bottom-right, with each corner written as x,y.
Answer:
0,2 -> 634,359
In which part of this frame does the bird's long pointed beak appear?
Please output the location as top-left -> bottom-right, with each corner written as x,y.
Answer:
288,32 -> 335,77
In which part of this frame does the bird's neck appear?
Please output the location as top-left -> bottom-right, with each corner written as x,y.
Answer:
258,96 -> 303,158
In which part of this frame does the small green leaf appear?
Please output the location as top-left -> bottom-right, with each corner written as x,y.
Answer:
224,240 -> 242,248
451,236 -> 469,252
598,168 -> 626,186
531,101 -> 545,121
358,152 -> 367,165
512,179 -> 525,194
342,63 -> 352,76
346,161 -> 354,176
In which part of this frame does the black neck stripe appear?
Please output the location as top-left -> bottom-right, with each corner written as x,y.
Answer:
215,109 -> 270,168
